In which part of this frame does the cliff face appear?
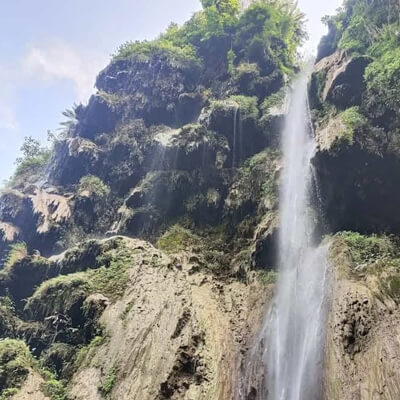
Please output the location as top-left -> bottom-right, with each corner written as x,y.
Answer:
310,1 -> 400,398
1,0 -> 400,399
0,1 -> 302,399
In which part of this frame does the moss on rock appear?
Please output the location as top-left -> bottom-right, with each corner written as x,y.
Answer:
0,339 -> 33,394
330,232 -> 400,303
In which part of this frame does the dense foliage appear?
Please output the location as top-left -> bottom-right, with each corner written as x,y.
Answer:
316,0 -> 400,153
113,0 -> 305,80
10,136 -> 51,187
321,0 -> 400,56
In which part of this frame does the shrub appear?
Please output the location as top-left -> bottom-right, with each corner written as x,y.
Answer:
0,339 -> 33,393
260,89 -> 286,121
78,175 -> 110,199
335,107 -> 366,146
4,242 -> 27,270
365,41 -> 400,116
338,15 -> 370,54
99,365 -> 118,398
258,270 -> 278,286
233,1 -> 305,75
332,232 -> 400,303
75,335 -> 106,369
113,39 -> 199,65
40,370 -> 67,400
11,137 -> 51,187
157,225 -> 200,253
112,0 -> 305,80
229,95 -> 259,120
24,273 -> 90,320
335,231 -> 396,265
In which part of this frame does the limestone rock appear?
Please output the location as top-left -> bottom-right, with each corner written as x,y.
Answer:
95,54 -> 201,126
48,138 -> 101,186
311,50 -> 371,109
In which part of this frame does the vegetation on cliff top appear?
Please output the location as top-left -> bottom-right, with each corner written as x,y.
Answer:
114,0 -> 305,78
331,232 -> 400,303
0,2 -> 306,395
315,0 -> 400,155
9,136 -> 51,188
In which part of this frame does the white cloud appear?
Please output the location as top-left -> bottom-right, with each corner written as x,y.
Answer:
0,40 -> 106,183
24,40 -> 106,103
0,39 -> 105,135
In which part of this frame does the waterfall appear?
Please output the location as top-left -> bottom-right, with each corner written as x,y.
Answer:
238,70 -> 330,400
233,104 -> 239,168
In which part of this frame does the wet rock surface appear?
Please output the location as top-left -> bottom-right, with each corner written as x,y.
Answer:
325,236 -> 400,400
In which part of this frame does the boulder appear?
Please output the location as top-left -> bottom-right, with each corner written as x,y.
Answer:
75,94 -> 119,140
313,146 -> 400,234
48,138 -> 101,186
148,124 -> 229,171
311,50 -> 371,109
96,54 -> 201,126
0,188 -> 72,261
204,97 -> 266,164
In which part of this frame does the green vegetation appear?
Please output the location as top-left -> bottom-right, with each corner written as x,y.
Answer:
24,273 -> 90,320
40,369 -> 67,400
78,175 -> 111,198
90,245 -> 132,300
75,335 -> 106,369
313,0 -> 400,157
0,339 -> 68,400
0,339 -> 33,395
11,136 -> 51,187
229,95 -> 259,120
157,224 -> 229,273
258,270 -> 278,286
323,0 -> 400,56
99,365 -> 118,398
25,242 -> 133,319
332,232 -> 400,302
157,225 -> 200,253
0,388 -> 19,400
113,0 -> 305,81
336,106 -> 366,146
114,38 -> 198,65
4,242 -> 27,270
260,89 -> 285,114
338,14 -> 370,54
335,231 -> 396,266
365,29 -> 400,117
238,150 -> 280,205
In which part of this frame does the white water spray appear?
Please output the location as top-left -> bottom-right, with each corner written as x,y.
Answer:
238,70 -> 330,400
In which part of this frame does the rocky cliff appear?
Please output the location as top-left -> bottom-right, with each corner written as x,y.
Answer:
0,1 -> 302,399
310,1 -> 400,398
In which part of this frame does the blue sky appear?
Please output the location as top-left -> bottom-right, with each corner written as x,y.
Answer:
0,0 -> 342,184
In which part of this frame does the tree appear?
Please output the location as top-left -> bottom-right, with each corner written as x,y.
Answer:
16,137 -> 45,165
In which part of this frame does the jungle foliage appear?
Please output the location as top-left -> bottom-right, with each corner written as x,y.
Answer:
113,0 -> 306,79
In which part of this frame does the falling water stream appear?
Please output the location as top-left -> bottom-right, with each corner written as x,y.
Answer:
238,70 -> 330,400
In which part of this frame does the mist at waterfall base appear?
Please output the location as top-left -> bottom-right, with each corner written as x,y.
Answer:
238,72 -> 330,400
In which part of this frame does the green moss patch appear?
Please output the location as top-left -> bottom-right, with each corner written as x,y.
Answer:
229,95 -> 259,121
25,241 -> 134,321
331,232 -> 400,303
337,106 -> 366,146
157,224 -> 229,274
3,243 -> 27,271
0,339 -> 33,394
99,365 -> 118,398
225,149 -> 281,216
157,225 -> 201,254
75,335 -> 107,369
